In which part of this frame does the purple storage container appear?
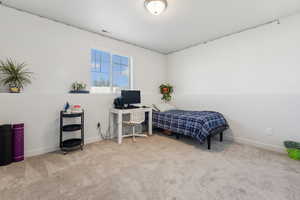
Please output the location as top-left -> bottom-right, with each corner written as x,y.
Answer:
12,123 -> 24,162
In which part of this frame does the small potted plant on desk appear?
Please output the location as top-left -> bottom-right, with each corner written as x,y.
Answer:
70,81 -> 90,94
0,58 -> 33,93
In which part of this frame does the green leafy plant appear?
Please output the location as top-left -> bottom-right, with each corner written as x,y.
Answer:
0,58 -> 33,92
71,81 -> 87,91
159,83 -> 173,102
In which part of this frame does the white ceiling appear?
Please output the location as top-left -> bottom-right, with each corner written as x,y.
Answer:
2,0 -> 300,54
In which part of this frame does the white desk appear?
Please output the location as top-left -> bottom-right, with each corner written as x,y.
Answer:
109,107 -> 152,144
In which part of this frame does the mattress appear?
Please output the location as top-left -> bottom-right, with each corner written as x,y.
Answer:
153,110 -> 228,143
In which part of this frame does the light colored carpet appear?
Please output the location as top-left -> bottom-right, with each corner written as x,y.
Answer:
0,134 -> 299,200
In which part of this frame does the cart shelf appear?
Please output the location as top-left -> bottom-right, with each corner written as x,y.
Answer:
60,110 -> 84,154
62,124 -> 82,132
62,139 -> 83,148
61,112 -> 83,118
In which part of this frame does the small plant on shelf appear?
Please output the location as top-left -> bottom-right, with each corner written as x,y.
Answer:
0,58 -> 33,93
70,81 -> 89,93
159,83 -> 173,102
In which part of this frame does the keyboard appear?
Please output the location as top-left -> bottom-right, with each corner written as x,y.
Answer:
124,105 -> 140,109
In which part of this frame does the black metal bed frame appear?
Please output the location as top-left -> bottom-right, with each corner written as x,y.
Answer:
174,126 -> 228,150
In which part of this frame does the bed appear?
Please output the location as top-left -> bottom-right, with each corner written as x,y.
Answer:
152,109 -> 229,149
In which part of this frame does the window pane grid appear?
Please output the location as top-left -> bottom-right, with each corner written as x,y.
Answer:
112,54 -> 129,88
91,49 -> 130,90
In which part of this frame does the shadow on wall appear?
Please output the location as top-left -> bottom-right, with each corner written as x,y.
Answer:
0,86 -> 8,93
224,128 -> 234,140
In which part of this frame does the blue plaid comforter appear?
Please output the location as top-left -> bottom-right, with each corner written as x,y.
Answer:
153,110 -> 228,143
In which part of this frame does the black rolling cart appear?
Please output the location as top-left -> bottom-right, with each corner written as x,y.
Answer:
60,110 -> 84,154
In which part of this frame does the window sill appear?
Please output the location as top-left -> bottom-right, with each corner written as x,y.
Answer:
90,87 -> 131,94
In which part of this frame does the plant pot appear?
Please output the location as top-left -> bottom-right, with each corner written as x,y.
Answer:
9,87 -> 20,93
162,87 -> 169,94
284,141 -> 300,160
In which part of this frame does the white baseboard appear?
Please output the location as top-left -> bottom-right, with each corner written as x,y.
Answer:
25,136 -> 102,157
85,136 -> 102,144
225,136 -> 285,153
25,146 -> 60,157
25,135 -> 285,157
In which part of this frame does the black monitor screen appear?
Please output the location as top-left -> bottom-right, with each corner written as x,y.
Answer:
121,90 -> 141,104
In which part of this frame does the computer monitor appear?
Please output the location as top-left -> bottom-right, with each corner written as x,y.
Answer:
121,90 -> 141,105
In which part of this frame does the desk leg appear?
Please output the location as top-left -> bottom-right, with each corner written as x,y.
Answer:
148,110 -> 152,135
118,112 -> 122,144
109,112 -> 114,139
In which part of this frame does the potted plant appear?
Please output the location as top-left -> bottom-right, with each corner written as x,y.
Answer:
159,83 -> 173,102
0,59 -> 33,93
70,81 -> 89,93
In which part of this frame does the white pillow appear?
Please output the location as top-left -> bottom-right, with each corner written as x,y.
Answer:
153,103 -> 176,112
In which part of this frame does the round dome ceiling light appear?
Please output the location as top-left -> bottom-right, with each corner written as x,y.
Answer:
144,0 -> 168,15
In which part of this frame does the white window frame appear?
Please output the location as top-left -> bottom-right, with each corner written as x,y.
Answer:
90,49 -> 133,94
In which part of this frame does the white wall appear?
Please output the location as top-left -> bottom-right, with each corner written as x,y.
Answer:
0,6 -> 167,156
2,4 -> 299,156
167,13 -> 300,152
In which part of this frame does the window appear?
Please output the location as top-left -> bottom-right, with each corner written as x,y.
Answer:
91,49 -> 131,92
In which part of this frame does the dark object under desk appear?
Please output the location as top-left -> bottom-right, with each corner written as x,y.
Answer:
60,111 -> 84,154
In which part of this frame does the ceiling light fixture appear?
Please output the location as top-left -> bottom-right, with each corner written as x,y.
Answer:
144,0 -> 168,15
